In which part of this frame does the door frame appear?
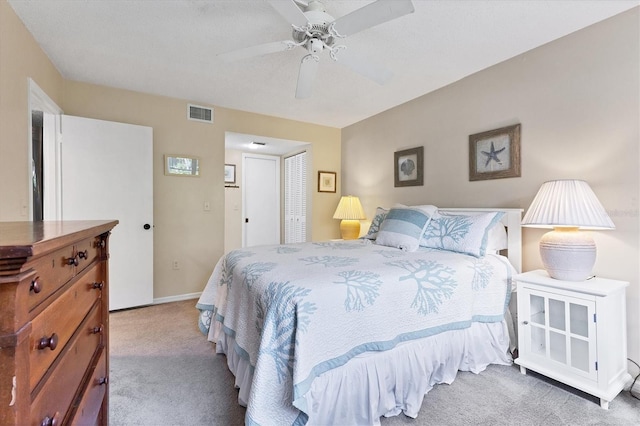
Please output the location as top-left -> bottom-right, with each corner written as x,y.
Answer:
242,152 -> 281,247
28,78 -> 63,220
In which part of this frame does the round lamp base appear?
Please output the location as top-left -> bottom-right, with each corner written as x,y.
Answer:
339,220 -> 361,240
539,228 -> 596,281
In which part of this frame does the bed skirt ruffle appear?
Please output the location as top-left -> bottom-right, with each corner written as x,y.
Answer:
214,320 -> 511,425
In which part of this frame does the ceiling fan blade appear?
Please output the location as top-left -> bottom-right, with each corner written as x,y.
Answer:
218,40 -> 293,63
332,0 -> 415,37
295,55 -> 319,99
266,0 -> 309,28
333,48 -> 392,85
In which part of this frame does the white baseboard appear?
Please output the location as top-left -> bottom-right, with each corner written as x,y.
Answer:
153,292 -> 202,305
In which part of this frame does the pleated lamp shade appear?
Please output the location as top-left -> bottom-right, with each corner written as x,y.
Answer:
333,196 -> 366,240
522,180 -> 614,281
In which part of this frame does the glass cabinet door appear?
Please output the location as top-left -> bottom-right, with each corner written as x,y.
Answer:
523,288 -> 597,380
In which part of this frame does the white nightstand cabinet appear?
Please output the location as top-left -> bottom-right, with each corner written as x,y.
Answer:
514,270 -> 631,409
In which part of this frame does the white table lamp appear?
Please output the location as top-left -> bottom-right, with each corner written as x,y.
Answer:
333,196 -> 366,240
522,179 -> 614,281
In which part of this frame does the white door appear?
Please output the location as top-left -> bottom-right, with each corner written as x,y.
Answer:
61,115 -> 154,311
243,153 -> 280,247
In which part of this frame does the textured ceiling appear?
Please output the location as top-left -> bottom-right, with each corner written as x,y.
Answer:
9,0 -> 639,129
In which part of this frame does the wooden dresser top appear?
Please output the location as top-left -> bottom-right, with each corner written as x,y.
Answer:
0,220 -> 118,260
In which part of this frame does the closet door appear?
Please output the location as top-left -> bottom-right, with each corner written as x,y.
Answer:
284,152 -> 307,244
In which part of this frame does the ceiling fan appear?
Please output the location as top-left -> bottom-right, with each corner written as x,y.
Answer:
218,0 -> 415,99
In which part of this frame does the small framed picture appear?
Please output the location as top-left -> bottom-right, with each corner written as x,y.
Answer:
394,146 -> 423,187
469,124 -> 521,181
164,154 -> 200,177
318,171 -> 336,193
224,164 -> 236,183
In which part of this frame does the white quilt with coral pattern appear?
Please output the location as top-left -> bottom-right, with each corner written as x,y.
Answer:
197,240 -> 514,425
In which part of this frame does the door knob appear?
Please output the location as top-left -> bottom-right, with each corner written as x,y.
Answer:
143,224 -> 151,230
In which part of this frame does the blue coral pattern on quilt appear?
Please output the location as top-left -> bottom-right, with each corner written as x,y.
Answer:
196,239 -> 514,426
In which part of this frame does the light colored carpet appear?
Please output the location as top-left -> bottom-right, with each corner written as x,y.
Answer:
109,300 -> 640,425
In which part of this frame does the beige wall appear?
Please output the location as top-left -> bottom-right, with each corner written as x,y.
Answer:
0,0 -> 64,220
1,1 -> 341,302
342,8 -> 640,363
61,82 -> 341,301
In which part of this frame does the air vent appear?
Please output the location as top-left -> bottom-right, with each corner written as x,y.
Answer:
187,104 -> 213,123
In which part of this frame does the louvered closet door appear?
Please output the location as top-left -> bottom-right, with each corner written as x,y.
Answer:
284,152 -> 307,243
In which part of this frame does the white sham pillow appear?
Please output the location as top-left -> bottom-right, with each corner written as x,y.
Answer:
420,210 -> 505,257
362,207 -> 389,240
486,222 -> 508,253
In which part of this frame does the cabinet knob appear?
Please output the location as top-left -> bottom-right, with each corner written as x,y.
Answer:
66,255 -> 79,267
91,324 -> 104,334
38,333 -> 59,351
78,249 -> 89,259
40,412 -> 60,426
30,277 -> 42,294
92,281 -> 104,290
523,321 -> 529,325
97,376 -> 109,386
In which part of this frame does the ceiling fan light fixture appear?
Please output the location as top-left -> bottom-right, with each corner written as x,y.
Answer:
307,38 -> 324,54
228,0 -> 415,98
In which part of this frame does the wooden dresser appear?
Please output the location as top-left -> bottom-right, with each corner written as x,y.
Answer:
0,220 -> 118,426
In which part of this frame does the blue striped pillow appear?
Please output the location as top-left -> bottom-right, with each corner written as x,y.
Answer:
375,207 -> 432,252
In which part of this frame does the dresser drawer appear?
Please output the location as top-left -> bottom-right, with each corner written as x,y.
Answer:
30,303 -> 103,426
69,348 -> 107,426
29,264 -> 103,391
26,245 -> 77,311
75,236 -> 101,275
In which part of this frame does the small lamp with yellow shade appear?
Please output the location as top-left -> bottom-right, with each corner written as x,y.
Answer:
333,196 -> 366,240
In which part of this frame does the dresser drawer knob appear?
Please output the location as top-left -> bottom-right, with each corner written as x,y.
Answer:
92,281 -> 104,290
78,249 -> 89,259
98,376 -> 109,386
66,255 -> 79,267
30,277 -> 42,294
38,333 -> 59,351
91,324 -> 104,334
40,412 -> 60,426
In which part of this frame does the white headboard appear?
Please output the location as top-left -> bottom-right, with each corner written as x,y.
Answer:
437,208 -> 523,273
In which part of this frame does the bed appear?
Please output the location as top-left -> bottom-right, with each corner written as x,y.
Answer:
197,207 -> 523,425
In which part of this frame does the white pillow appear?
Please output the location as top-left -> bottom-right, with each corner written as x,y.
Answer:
408,204 -> 438,217
375,207 -> 432,252
420,210 -> 505,257
486,222 -> 508,253
362,207 -> 389,240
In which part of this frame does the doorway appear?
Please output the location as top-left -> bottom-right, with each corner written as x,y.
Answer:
29,78 -> 63,221
224,132 -> 311,252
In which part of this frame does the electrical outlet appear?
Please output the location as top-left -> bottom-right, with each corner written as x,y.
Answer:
203,201 -> 211,211
172,260 -> 180,270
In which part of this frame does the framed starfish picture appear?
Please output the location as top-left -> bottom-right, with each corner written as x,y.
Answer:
469,124 -> 521,181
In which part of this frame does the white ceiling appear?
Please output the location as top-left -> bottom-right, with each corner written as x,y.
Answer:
9,0 -> 638,129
